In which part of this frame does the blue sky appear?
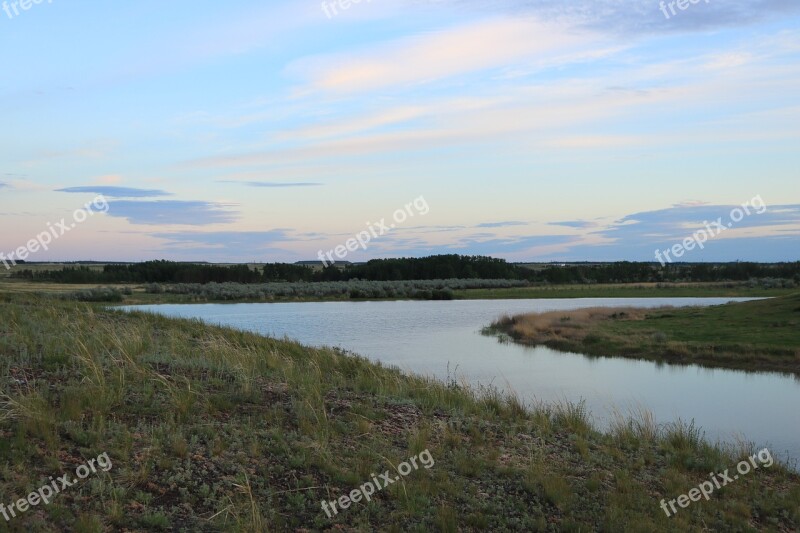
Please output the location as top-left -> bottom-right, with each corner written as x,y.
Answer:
1,0 -> 799,263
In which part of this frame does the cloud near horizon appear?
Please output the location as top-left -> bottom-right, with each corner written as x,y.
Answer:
41,200 -> 798,262
56,186 -> 172,198
539,202 -> 800,262
475,221 -> 528,228
107,201 -> 239,226
549,220 -> 599,229
218,181 -> 324,188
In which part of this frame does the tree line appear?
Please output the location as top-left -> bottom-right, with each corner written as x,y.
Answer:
11,256 -> 800,284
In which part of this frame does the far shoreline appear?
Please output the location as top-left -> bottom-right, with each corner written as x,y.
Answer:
0,277 -> 795,305
482,293 -> 800,376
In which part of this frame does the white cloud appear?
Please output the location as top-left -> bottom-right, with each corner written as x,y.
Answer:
288,17 -> 606,95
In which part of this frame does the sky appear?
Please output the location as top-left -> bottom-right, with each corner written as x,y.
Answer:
1,0 -> 799,264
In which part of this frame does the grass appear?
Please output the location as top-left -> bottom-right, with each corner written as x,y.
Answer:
485,292 -> 800,375
0,291 -> 797,531
1,275 -> 796,305
455,282 -> 798,300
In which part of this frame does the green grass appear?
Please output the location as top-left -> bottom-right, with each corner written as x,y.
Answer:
455,283 -> 797,300
0,291 -> 798,531
488,292 -> 800,375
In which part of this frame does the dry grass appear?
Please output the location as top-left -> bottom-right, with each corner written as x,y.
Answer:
0,279 -> 142,293
495,306 -> 656,344
487,294 -> 800,375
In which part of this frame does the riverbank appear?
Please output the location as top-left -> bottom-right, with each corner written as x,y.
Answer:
453,282 -> 797,300
0,277 -> 795,305
0,292 -> 797,530
485,293 -> 800,375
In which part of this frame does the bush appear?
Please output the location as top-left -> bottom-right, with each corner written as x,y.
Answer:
147,279 -> 527,301
145,283 -> 165,294
64,288 -> 125,302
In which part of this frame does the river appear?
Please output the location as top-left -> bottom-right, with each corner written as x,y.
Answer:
122,297 -> 800,466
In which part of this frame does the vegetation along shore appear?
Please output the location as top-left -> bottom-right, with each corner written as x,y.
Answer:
2,255 -> 799,304
484,293 -> 800,375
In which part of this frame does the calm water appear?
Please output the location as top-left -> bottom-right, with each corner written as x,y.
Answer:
123,298 -> 800,465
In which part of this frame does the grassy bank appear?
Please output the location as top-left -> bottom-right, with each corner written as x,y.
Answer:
485,293 -> 800,375
454,282 -> 798,300
0,293 -> 797,531
106,283 -> 798,305
1,277 -> 796,305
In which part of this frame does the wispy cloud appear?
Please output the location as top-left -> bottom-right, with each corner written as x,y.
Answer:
549,220 -> 598,229
602,203 -> 800,239
151,230 -> 294,259
673,201 -> 711,208
289,17 -> 606,96
428,0 -> 800,34
447,234 -> 579,255
218,180 -> 323,188
56,186 -> 172,198
107,200 -> 238,226
539,203 -> 800,261
475,221 -> 528,228
190,30 -> 800,170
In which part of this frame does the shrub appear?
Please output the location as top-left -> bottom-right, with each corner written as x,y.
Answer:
64,288 -> 125,302
147,279 -> 527,301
